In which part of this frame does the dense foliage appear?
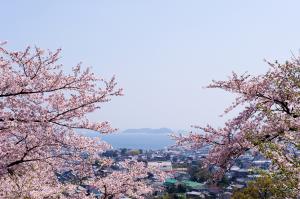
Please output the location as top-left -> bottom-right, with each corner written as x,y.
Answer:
232,172 -> 297,199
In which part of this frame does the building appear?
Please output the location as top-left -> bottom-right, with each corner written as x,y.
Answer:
148,161 -> 172,172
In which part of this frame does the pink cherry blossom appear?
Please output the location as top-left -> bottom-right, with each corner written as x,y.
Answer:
0,44 -> 164,198
175,58 -> 300,194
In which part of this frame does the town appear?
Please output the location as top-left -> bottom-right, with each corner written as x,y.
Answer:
100,146 -> 279,199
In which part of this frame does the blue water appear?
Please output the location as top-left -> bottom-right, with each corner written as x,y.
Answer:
100,133 -> 175,150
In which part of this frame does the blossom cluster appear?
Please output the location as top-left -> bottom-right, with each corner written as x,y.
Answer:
175,59 -> 300,193
0,44 -> 164,198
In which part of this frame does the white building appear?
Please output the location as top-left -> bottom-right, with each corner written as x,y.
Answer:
148,161 -> 172,172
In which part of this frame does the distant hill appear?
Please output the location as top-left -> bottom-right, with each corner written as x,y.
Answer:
77,128 -> 181,149
122,128 -> 173,134
78,128 -> 173,138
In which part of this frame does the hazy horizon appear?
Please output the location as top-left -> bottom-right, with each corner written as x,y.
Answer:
2,1 -> 300,130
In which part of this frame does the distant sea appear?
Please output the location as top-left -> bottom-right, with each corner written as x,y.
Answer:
101,133 -> 175,150
79,128 -> 183,150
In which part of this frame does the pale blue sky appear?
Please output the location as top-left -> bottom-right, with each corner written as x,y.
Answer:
1,1 -> 300,130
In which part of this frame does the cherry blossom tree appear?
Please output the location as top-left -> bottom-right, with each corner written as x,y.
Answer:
0,42 -> 164,199
175,58 -> 300,195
